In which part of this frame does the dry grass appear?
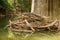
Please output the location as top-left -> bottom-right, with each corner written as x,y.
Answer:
0,29 -> 60,40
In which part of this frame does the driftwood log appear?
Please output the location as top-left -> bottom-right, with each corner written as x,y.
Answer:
8,13 -> 60,32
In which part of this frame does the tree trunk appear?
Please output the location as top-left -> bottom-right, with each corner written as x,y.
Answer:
31,0 -> 48,16
31,0 -> 35,13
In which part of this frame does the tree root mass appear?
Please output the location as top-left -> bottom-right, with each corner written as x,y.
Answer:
8,13 -> 60,32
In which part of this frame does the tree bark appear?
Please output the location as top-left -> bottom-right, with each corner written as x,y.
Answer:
31,0 -> 35,13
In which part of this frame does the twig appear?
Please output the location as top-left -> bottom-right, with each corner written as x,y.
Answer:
9,20 -> 12,29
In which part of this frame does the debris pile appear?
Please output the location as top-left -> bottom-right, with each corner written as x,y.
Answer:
8,13 -> 60,32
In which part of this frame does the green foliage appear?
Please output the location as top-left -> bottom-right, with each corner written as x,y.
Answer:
18,0 -> 31,12
0,0 -> 13,9
0,0 -> 31,13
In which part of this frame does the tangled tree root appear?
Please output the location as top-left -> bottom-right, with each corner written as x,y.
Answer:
8,13 -> 60,33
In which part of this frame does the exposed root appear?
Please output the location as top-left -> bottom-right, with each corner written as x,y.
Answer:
8,13 -> 60,33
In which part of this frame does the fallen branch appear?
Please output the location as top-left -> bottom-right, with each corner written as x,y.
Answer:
11,29 -> 33,32
38,19 -> 58,28
32,13 -> 49,19
25,20 -> 35,32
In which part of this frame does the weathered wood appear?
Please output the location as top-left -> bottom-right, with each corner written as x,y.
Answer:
8,13 -> 60,32
38,19 -> 57,28
32,13 -> 49,19
11,29 -> 33,32
25,20 -> 35,32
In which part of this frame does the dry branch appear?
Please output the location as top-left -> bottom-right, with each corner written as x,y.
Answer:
25,20 -> 35,32
38,19 -> 58,28
32,13 -> 49,19
11,29 -> 33,32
